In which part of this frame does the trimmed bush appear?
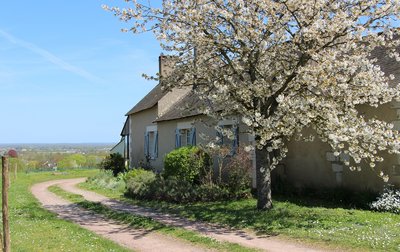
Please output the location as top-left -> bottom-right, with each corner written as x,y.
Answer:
163,146 -> 210,184
100,153 -> 126,177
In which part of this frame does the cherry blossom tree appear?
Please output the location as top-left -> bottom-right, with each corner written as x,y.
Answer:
105,0 -> 400,210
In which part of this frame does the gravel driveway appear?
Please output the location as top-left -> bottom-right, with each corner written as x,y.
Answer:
32,178 -> 334,252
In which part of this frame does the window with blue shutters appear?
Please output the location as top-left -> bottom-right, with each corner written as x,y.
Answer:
175,127 -> 196,148
145,126 -> 158,159
216,124 -> 239,155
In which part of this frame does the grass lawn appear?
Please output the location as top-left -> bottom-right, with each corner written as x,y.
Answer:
81,181 -> 400,252
49,185 -> 258,252
4,169 -> 131,252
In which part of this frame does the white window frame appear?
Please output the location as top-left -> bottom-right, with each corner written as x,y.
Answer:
145,125 -> 158,159
175,122 -> 196,148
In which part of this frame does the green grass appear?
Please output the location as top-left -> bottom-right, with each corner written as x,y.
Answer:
5,170 -> 131,252
80,181 -> 400,252
49,185 -> 259,252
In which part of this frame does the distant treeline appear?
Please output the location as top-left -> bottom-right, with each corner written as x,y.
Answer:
0,144 -> 112,172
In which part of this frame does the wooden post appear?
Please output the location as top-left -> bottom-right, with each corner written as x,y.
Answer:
13,162 -> 17,180
2,156 -> 10,252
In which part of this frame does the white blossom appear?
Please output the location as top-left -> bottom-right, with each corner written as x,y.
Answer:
107,0 -> 400,178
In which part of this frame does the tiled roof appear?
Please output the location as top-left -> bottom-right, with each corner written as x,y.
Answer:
155,91 -> 205,122
125,84 -> 167,116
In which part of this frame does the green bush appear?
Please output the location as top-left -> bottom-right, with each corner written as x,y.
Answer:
125,174 -> 250,203
86,170 -> 125,192
123,168 -> 147,182
151,176 -> 195,203
125,169 -> 156,199
100,153 -> 126,177
124,147 -> 252,203
163,146 -> 210,184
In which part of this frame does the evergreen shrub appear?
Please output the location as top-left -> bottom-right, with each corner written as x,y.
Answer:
163,146 -> 210,183
100,153 -> 126,177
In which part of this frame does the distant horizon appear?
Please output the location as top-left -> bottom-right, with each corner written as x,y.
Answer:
0,142 -> 115,146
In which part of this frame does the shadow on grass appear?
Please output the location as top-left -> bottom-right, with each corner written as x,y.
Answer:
78,201 -> 165,231
126,197 -> 331,235
124,187 -> 389,237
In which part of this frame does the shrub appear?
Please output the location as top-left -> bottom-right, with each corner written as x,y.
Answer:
123,168 -> 147,182
100,153 -> 126,177
86,170 -> 125,192
125,174 -> 250,203
151,176 -> 196,203
195,183 -> 231,202
143,176 -> 221,203
222,148 -> 252,198
163,146 -> 211,184
370,185 -> 400,214
125,169 -> 156,199
124,147 -> 252,203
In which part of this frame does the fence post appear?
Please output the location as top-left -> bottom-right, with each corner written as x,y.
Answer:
2,155 -> 10,252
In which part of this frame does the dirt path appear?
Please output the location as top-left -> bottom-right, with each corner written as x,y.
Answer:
31,179 -> 210,252
52,178 -> 331,252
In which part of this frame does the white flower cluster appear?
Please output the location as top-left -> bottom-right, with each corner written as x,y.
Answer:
370,185 -> 400,214
107,0 -> 400,172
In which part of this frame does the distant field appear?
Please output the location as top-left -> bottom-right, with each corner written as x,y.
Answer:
0,143 -> 113,173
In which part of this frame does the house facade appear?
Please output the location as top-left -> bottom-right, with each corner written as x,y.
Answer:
117,55 -> 400,192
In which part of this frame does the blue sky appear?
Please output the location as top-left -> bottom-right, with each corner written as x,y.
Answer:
0,1 -> 161,143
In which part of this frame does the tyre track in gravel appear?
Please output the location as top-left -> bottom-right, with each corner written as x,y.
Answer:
31,179 -> 212,252
55,178 -> 333,252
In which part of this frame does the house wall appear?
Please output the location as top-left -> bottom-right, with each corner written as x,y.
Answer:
281,102 -> 400,192
129,106 -> 158,168
128,101 -> 400,192
152,115 -> 253,172
151,115 -> 219,171
151,119 -> 177,171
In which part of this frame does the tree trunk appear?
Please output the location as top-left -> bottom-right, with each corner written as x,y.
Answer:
255,144 -> 273,210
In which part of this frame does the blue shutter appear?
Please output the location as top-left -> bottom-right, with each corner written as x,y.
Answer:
175,129 -> 181,148
190,127 -> 196,146
153,131 -> 158,158
144,132 -> 149,157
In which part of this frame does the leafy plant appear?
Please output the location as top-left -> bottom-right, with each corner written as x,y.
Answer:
86,170 -> 125,192
163,146 -> 210,184
125,169 -> 156,199
123,168 -> 147,182
100,153 -> 126,177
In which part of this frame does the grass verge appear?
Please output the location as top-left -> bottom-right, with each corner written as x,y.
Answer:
49,185 -> 259,252
80,181 -> 400,252
6,169 -> 131,252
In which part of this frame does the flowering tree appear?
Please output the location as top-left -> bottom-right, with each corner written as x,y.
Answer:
105,0 -> 400,210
